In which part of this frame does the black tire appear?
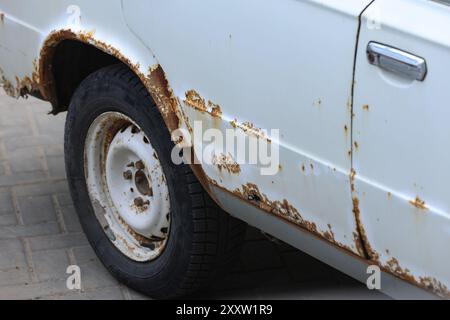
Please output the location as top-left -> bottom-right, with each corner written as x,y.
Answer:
64,64 -> 246,299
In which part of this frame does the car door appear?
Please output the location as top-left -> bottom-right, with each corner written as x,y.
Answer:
353,0 -> 450,294
123,0 -> 373,256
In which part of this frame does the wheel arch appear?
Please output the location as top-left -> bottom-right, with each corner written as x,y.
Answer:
38,28 -> 215,197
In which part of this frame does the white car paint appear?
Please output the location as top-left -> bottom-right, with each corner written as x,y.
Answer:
0,0 -> 448,298
122,0 -> 372,257
354,0 -> 450,295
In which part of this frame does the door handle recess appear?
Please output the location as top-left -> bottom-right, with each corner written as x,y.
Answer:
367,42 -> 427,81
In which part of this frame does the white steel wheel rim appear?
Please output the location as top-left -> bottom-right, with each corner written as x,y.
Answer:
84,112 -> 171,262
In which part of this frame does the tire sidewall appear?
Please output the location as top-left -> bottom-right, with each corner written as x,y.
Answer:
65,70 -> 193,297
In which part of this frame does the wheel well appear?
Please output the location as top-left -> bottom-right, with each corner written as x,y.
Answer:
50,40 -> 123,112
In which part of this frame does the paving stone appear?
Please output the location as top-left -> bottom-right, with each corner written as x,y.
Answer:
14,180 -> 69,197
44,144 -> 64,157
0,190 -> 14,214
0,267 -> 30,287
0,214 -> 17,226
57,193 -> 73,207
128,289 -> 151,300
0,125 -> 32,139
5,135 -> 60,153
46,155 -> 66,178
28,233 -> 88,252
42,286 -> 125,300
17,195 -> 57,225
35,113 -> 66,137
72,246 -> 119,290
0,222 -> 60,240
60,205 -> 82,233
0,280 -> 68,300
0,171 -> 49,187
0,239 -> 27,271
33,249 -> 70,282
8,147 -> 45,173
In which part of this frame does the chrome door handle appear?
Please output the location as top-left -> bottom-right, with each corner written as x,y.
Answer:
367,42 -> 427,81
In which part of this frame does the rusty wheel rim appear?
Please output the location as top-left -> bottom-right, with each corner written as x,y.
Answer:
84,112 -> 171,262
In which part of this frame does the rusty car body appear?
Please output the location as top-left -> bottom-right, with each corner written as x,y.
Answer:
1,0 -> 449,299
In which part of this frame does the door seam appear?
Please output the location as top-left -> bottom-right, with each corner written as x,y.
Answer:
350,0 -> 376,261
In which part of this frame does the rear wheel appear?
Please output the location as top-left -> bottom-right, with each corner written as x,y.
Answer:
64,64 -> 246,299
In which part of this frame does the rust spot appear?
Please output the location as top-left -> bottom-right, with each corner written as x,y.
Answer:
123,170 -> 133,180
350,168 -> 356,192
184,90 -> 207,112
0,59 -> 40,98
313,99 -> 322,107
144,66 -> 180,133
0,12 -> 4,23
323,224 -> 335,243
344,125 -> 348,135
410,196 -> 428,210
116,216 -> 164,252
301,164 -> 306,172
363,104 -> 369,111
385,258 -> 415,284
354,141 -> 359,150
184,90 -> 223,119
135,160 -> 145,170
209,101 -> 222,118
133,197 -> 150,213
0,68 -> 15,96
211,153 -> 241,175
229,119 -> 272,142
383,258 -> 450,298
419,277 -> 449,298
229,182 -> 358,254
234,183 -> 304,227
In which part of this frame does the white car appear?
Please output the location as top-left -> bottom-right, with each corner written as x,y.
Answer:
0,0 -> 449,299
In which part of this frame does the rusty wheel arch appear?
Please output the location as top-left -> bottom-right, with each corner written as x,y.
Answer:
38,29 -> 216,201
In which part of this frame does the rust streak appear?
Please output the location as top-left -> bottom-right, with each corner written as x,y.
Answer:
410,196 -> 428,210
352,197 -> 377,261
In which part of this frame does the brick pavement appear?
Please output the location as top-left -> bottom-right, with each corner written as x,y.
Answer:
0,90 -> 387,300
